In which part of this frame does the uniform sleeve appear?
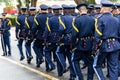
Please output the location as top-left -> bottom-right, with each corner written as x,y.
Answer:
94,18 -> 103,44
44,17 -> 51,41
24,17 -> 30,34
59,16 -> 66,35
31,16 -> 39,37
3,19 -> 11,31
15,17 -> 20,34
72,18 -> 79,40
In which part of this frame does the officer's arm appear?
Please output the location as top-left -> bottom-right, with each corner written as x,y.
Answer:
58,16 -> 66,35
72,18 -> 79,39
25,17 -> 30,34
2,19 -> 11,31
31,16 -> 39,36
15,17 -> 21,34
94,18 -> 103,46
44,17 -> 51,42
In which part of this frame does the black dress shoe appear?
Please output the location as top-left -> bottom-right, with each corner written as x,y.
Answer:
81,64 -> 87,69
27,56 -> 33,64
8,54 -> 11,56
106,74 -> 109,78
2,53 -> 7,56
2,54 -> 6,56
36,64 -> 40,68
39,59 -> 44,64
20,56 -> 25,61
50,67 -> 55,71
63,68 -> 69,73
46,67 -> 55,72
46,68 -> 51,72
69,77 -> 75,80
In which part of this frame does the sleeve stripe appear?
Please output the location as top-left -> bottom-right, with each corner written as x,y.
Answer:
8,20 -> 12,26
16,17 -> 20,25
58,16 -> 66,30
95,19 -> 102,36
72,18 -> 79,32
25,18 -> 30,29
34,15 -> 39,26
46,17 -> 51,32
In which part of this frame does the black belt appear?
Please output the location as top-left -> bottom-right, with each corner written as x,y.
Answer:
102,38 -> 116,42
79,36 -> 94,40
64,33 -> 71,36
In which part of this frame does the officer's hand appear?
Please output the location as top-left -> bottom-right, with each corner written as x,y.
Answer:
91,50 -> 96,57
16,35 -> 19,39
0,31 -> 2,34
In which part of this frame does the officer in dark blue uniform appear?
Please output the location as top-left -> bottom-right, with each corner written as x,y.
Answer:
24,7 -> 36,64
93,1 -> 120,80
69,4 -> 78,16
56,4 -> 76,80
48,6 -> 53,17
32,4 -> 48,67
87,4 -> 95,17
71,3 -> 95,80
94,5 -> 101,18
44,5 -> 62,72
112,4 -> 119,17
16,7 -> 27,61
0,13 -> 12,56
116,3 -> 120,77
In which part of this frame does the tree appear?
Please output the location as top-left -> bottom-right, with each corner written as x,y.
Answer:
31,0 -> 38,7
16,0 -> 38,15
16,0 -> 22,15
74,0 -> 95,4
109,0 -> 119,2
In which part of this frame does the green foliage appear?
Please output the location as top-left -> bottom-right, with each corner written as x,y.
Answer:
7,15 -> 17,26
109,0 -> 119,2
87,0 -> 95,4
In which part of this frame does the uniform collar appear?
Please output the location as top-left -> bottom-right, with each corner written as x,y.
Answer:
64,13 -> 71,15
81,13 -> 87,15
103,12 -> 112,15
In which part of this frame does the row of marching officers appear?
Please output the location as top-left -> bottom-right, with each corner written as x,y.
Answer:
15,1 -> 120,80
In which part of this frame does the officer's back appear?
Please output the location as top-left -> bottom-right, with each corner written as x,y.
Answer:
73,5 -> 95,51
33,5 -> 48,40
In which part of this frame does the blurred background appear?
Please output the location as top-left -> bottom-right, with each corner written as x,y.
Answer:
0,0 -> 119,26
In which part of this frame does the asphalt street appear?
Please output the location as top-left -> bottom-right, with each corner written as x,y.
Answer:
0,27 -> 118,80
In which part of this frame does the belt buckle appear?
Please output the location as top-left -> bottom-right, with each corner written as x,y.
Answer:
107,39 -> 110,42
112,38 -> 115,41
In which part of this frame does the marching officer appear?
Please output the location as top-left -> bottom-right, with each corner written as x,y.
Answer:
71,3 -> 95,80
16,7 -> 27,61
69,4 -> 78,16
44,5 -> 62,72
94,5 -> 101,18
32,4 -> 48,67
113,3 -> 120,77
24,7 -> 36,64
93,1 -> 120,80
0,13 -> 12,56
56,4 -> 76,80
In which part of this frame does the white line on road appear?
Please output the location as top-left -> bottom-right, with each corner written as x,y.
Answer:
0,56 -> 59,80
